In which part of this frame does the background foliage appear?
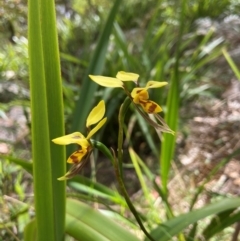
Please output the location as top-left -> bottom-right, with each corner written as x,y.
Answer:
1,0 -> 240,240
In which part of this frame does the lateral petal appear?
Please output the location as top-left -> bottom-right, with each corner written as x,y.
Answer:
86,117 -> 107,139
86,100 -> 105,127
116,71 -> 139,81
145,81 -> 168,89
89,75 -> 123,87
52,132 -> 85,145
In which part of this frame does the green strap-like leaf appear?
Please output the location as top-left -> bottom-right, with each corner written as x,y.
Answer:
145,197 -> 240,241
28,0 -> 65,239
71,0 -> 121,136
66,198 -> 140,241
24,219 -> 37,241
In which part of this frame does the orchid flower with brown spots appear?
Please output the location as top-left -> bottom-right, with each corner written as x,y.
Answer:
52,100 -> 107,180
89,71 -> 173,134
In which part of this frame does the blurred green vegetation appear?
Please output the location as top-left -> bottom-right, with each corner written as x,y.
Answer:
1,0 -> 240,240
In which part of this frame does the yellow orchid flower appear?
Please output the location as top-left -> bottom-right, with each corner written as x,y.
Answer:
52,100 -> 107,164
89,71 -> 139,88
131,81 -> 168,114
89,71 -> 167,114
89,71 -> 174,135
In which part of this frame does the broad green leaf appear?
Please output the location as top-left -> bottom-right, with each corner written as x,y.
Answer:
28,0 -> 55,239
3,156 -> 33,174
68,176 -> 126,206
29,0 -> 65,239
202,209 -> 240,239
145,197 -> 240,241
24,219 -> 36,241
66,198 -> 140,241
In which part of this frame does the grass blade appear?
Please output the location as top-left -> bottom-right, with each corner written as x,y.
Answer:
66,198 -> 140,241
29,0 -> 65,239
71,0 -> 121,135
146,197 -> 240,241
222,48 -> 240,80
160,0 -> 187,194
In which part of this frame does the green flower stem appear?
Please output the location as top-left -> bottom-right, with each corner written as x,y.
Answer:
91,139 -> 155,241
118,97 -> 131,177
117,98 -> 156,241
91,99 -> 155,240
113,148 -> 156,241
90,140 -> 115,166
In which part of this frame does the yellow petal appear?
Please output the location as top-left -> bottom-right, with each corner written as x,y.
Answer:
67,148 -> 88,164
131,88 -> 149,104
139,100 -> 162,114
145,81 -> 168,89
89,75 -> 123,87
57,150 -> 92,180
52,132 -> 85,145
86,117 -> 107,139
116,71 -> 139,81
86,100 -> 105,127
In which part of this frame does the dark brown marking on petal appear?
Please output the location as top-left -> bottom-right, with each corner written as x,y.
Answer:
70,154 -> 79,164
63,150 -> 93,180
139,100 -> 147,106
148,103 -> 157,113
139,100 -> 157,113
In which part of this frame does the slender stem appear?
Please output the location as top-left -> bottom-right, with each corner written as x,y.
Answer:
117,97 -> 156,241
90,140 -> 115,166
113,150 -> 156,241
117,97 -> 131,177
232,222 -> 240,241
92,99 -> 156,240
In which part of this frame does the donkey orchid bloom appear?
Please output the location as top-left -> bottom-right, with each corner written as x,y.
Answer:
89,71 -> 167,113
52,100 -> 107,164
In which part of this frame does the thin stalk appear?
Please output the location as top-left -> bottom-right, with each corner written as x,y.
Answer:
91,126 -> 156,241
113,155 -> 156,241
117,97 -> 132,177
117,98 -> 156,241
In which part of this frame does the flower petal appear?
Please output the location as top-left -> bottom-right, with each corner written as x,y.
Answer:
86,117 -> 107,139
116,71 -> 139,81
89,75 -> 123,87
131,88 -> 149,104
52,132 -> 85,145
67,147 -> 88,164
86,100 -> 105,127
139,100 -> 162,114
57,150 -> 92,180
145,81 -> 168,89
